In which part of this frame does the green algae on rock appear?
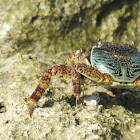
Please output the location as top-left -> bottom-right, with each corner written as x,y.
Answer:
0,0 -> 140,58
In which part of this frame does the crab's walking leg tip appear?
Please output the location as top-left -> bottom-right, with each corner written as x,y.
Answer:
28,99 -> 37,118
28,104 -> 34,118
76,96 -> 86,106
81,97 -> 86,106
83,102 -> 86,106
81,100 -> 86,106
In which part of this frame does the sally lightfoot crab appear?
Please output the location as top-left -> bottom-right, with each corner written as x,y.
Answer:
28,39 -> 140,117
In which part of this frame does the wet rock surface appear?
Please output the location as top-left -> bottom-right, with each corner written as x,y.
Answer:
0,51 -> 140,140
0,0 -> 140,140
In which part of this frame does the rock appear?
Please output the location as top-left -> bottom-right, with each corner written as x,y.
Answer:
0,0 -> 140,58
0,0 -> 140,140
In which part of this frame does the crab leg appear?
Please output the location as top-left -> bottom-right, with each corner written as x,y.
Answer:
28,65 -> 71,117
75,63 -> 114,85
28,64 -> 85,117
71,68 -> 86,106
28,69 -> 52,117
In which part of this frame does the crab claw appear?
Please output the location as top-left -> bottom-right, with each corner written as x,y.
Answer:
28,99 -> 37,118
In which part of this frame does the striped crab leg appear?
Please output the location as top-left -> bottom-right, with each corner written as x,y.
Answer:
28,65 -> 84,117
28,68 -> 52,117
71,67 -> 86,106
75,63 -> 114,85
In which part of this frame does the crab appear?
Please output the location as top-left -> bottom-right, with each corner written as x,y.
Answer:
28,39 -> 140,117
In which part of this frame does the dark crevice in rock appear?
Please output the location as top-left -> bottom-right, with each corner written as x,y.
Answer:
96,0 -> 138,27
61,5 -> 86,36
67,95 -> 76,107
42,100 -> 54,108
31,16 -> 39,24
75,119 -> 80,125
0,102 -> 6,113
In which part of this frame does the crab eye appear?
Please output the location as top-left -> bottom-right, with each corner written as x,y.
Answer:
97,38 -> 102,48
97,38 -> 101,42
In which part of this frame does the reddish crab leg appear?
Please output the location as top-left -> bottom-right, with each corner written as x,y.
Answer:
71,68 -> 86,106
75,63 -> 102,81
75,63 -> 114,85
28,65 -> 85,117
28,69 -> 52,117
